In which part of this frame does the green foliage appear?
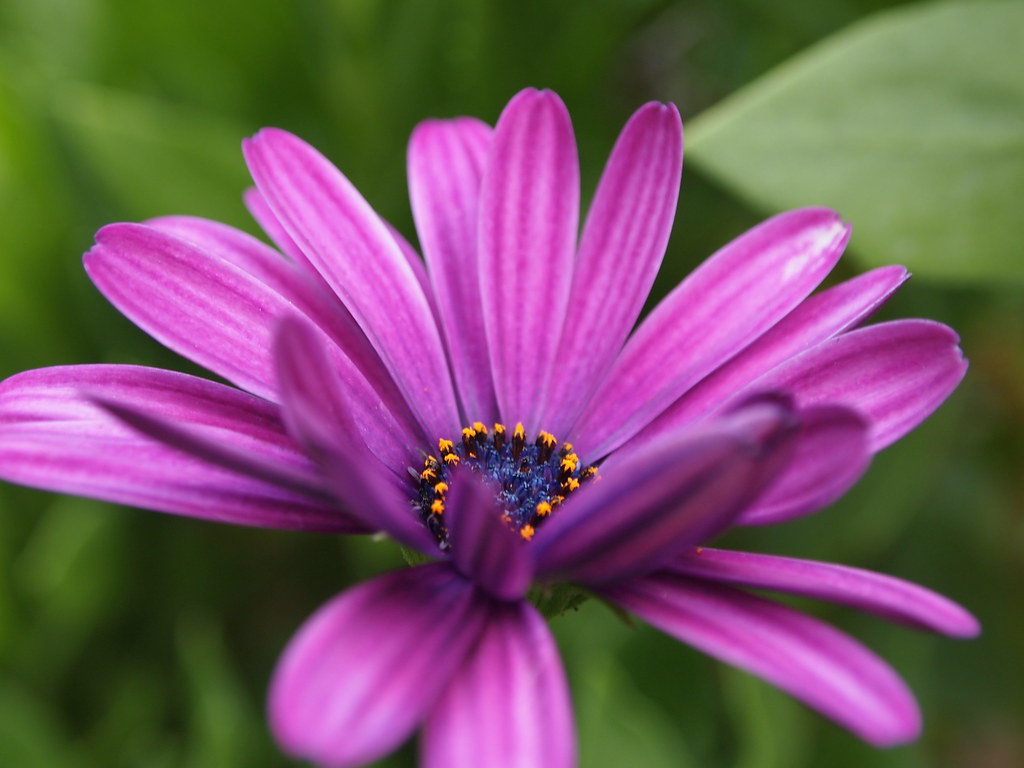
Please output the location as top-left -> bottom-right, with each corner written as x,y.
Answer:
1,1 -> 1021,766
686,1 -> 1024,283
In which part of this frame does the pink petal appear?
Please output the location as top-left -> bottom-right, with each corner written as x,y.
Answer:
669,548 -> 981,638
385,220 -> 436,310
544,102 -> 683,436
243,185 -> 311,267
0,365 -> 354,532
479,88 -> 579,433
246,186 -> 434,309
144,215 -> 419,442
409,116 -> 497,423
423,601 -> 575,768
243,128 -> 461,439
632,265 -> 909,449
270,564 -> 488,768
147,214 -> 295,284
86,222 -> 292,401
603,574 -> 922,747
446,469 -> 533,600
738,404 -> 871,525
272,316 -> 436,552
570,208 -> 850,460
91,394 -> 328,499
533,397 -> 798,585
94,222 -> 421,471
740,319 -> 967,452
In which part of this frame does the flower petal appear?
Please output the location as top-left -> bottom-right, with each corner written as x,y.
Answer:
243,185 -> 311,266
246,189 -> 434,309
741,319 -> 967,452
544,102 -> 683,436
243,128 -> 461,438
0,365 -> 353,532
479,88 -> 579,433
144,216 -> 418,436
100,220 -> 421,469
446,468 -> 533,600
86,222 -> 293,401
147,214 -> 296,284
738,404 -> 871,525
409,116 -> 497,423
272,316 -> 436,552
571,208 -> 850,460
632,265 -> 909,448
90,394 -> 329,499
668,548 -> 981,638
385,220 -> 436,308
423,601 -> 575,768
603,574 -> 921,747
270,564 -> 488,768
533,397 -> 798,585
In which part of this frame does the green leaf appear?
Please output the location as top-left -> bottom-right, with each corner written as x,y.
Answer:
0,684 -> 87,768
553,603 -> 697,768
49,82 -> 251,226
721,666 -> 808,768
12,498 -> 129,675
176,614 -> 264,768
686,0 -> 1024,283
0,58 -> 83,368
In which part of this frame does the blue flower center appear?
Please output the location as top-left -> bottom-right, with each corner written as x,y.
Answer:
414,422 -> 598,551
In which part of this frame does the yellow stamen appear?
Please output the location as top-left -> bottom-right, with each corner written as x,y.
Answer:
493,422 -> 507,450
431,500 -> 444,515
438,438 -> 454,453
520,525 -> 535,541
536,501 -> 552,517
444,453 -> 460,465
472,421 -> 488,435
434,482 -> 449,496
564,477 -> 580,492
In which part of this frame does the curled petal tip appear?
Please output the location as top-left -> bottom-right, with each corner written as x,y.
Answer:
644,100 -> 682,119
946,606 -> 982,639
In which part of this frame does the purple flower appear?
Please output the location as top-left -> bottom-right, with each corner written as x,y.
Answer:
0,88 -> 977,767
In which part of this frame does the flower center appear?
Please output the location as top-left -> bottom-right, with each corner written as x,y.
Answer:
414,422 -> 598,551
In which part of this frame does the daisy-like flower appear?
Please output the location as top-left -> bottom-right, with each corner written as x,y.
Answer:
0,88 -> 977,767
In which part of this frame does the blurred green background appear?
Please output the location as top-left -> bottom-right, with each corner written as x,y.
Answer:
1,0 -> 1021,766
